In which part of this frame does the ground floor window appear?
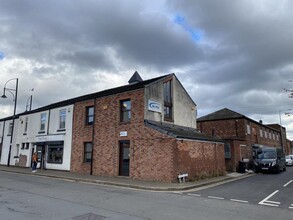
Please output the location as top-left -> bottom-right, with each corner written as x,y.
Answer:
47,145 -> 63,164
84,142 -> 92,163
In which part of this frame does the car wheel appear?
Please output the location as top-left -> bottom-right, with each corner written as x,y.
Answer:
283,166 -> 286,171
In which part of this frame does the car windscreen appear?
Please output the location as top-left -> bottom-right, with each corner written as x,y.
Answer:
257,151 -> 276,159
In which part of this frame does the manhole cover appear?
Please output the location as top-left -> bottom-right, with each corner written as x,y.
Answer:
72,213 -> 106,220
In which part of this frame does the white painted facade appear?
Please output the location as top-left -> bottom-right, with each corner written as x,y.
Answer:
0,104 -> 74,171
144,74 -> 197,128
0,118 -> 19,166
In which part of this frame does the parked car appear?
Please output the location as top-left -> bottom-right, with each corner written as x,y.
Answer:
285,155 -> 293,166
254,147 -> 286,173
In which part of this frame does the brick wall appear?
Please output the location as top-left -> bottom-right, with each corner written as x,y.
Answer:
175,140 -> 225,180
71,99 -> 94,174
71,88 -> 226,182
198,118 -> 282,171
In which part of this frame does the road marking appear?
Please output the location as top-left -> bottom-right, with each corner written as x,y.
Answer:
172,192 -> 183,194
283,180 -> 293,187
230,199 -> 248,203
258,190 -> 280,207
289,204 -> 293,209
208,196 -> 225,200
187,193 -> 201,197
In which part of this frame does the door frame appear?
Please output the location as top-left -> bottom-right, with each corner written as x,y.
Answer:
119,141 -> 130,176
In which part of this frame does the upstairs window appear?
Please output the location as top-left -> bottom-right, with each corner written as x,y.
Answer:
86,106 -> 94,125
8,122 -> 13,135
163,80 -> 173,121
59,109 -> 66,130
120,99 -> 131,122
24,117 -> 28,133
40,113 -> 47,131
246,124 -> 251,135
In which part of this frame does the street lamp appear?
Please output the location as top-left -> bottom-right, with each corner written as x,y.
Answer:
279,109 -> 292,126
1,78 -> 18,166
278,109 -> 292,153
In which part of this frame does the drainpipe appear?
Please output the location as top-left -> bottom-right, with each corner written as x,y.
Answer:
90,98 -> 96,175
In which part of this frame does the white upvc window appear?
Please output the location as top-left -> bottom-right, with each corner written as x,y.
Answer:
24,117 -> 28,133
8,122 -> 13,135
246,124 -> 251,135
40,113 -> 46,131
59,109 -> 66,130
260,129 -> 263,137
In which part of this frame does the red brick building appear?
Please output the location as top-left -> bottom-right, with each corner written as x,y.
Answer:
70,72 -> 225,182
197,108 -> 283,172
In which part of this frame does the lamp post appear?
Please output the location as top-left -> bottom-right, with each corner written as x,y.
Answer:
1,78 -> 18,166
278,109 -> 291,152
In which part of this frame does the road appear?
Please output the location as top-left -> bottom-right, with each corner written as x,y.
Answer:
176,165 -> 293,211
0,169 -> 292,220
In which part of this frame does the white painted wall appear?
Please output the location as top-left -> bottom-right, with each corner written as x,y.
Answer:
0,121 -> 3,144
144,75 -> 197,128
9,104 -> 74,170
0,118 -> 19,166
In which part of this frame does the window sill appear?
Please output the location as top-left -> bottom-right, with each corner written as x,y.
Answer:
57,129 -> 66,132
119,121 -> 131,125
164,118 -> 174,122
23,133 -> 27,136
38,131 -> 46,134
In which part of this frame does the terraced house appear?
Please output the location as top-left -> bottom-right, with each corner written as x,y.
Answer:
0,72 -> 225,182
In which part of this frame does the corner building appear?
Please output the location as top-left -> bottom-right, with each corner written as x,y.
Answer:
71,72 -> 225,182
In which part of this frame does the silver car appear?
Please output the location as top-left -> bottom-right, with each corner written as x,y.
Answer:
285,155 -> 293,166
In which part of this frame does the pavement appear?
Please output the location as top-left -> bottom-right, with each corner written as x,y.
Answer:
0,165 -> 254,191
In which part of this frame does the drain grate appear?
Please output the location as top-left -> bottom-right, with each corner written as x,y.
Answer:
72,213 -> 106,220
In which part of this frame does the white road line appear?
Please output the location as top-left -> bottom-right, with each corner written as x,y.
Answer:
258,190 -> 280,207
230,199 -> 248,203
289,205 -> 293,209
187,193 -> 201,197
208,196 -> 225,200
172,192 -> 183,194
283,180 -> 293,187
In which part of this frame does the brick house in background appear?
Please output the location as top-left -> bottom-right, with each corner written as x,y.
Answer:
265,124 -> 290,154
70,72 -> 226,182
197,108 -> 283,172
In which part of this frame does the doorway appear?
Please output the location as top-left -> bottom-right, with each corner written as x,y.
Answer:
119,141 -> 130,176
36,144 -> 46,169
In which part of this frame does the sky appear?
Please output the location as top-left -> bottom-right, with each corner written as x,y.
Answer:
1,0 -> 293,139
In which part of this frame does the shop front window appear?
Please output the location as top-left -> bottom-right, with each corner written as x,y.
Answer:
47,145 -> 63,164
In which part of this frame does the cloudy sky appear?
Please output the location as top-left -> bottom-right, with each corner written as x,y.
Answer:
1,0 -> 293,138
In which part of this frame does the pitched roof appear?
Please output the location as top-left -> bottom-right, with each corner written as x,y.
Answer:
1,74 -> 171,120
145,120 -> 223,142
197,108 -> 245,121
197,108 -> 280,133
